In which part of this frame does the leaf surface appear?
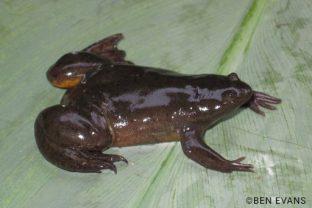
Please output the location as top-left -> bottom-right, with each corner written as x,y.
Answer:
0,0 -> 311,207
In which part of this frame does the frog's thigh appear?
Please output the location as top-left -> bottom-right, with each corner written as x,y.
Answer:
35,105 -> 102,148
35,105 -> 126,172
180,128 -> 254,173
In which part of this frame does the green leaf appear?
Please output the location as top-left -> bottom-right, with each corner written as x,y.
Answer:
1,0 -> 311,207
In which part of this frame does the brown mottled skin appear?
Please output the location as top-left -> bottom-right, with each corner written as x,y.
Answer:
35,34 -> 281,173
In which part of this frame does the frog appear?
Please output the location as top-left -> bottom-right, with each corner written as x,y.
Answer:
35,34 -> 281,174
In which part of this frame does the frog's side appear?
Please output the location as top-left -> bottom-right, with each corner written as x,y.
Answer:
35,34 -> 281,173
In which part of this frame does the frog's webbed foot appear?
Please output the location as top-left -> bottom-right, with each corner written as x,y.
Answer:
77,150 -> 128,174
180,129 -> 254,173
48,147 -> 128,174
247,91 -> 281,116
36,139 -> 128,173
82,151 -> 128,164
82,33 -> 133,64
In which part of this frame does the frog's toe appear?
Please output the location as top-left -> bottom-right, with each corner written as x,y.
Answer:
87,152 -> 128,164
81,159 -> 117,174
207,158 -> 254,173
76,151 -> 129,173
228,157 -> 254,173
230,156 -> 246,163
69,150 -> 119,173
105,154 -> 128,164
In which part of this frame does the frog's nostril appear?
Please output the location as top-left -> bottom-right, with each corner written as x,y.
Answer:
47,67 -> 60,83
50,70 -> 58,78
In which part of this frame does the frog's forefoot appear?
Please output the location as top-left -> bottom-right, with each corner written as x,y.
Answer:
247,91 -> 281,116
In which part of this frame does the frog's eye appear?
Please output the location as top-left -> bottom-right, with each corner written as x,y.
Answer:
228,73 -> 240,81
228,91 -> 237,98
223,90 -> 238,99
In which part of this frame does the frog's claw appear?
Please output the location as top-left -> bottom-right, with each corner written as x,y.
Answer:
248,91 -> 281,116
82,33 -> 133,64
77,157 -> 118,174
84,151 -> 128,164
77,151 -> 128,173
180,129 -> 254,173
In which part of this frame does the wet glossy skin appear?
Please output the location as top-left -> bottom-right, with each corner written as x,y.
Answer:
35,34 -> 281,173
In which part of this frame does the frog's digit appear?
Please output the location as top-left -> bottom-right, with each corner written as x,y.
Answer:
82,33 -> 132,64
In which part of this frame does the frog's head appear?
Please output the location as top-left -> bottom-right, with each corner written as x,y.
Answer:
214,73 -> 253,115
47,52 -> 107,89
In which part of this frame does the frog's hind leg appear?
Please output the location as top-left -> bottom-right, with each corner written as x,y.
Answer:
35,105 -> 127,173
82,33 -> 133,64
180,128 -> 254,173
35,134 -> 120,173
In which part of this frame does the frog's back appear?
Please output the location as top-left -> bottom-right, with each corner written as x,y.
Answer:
99,65 -> 192,146
63,65 -> 205,146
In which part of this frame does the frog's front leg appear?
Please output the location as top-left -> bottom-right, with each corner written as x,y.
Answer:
35,105 -> 127,173
247,91 -> 281,116
180,128 -> 254,173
